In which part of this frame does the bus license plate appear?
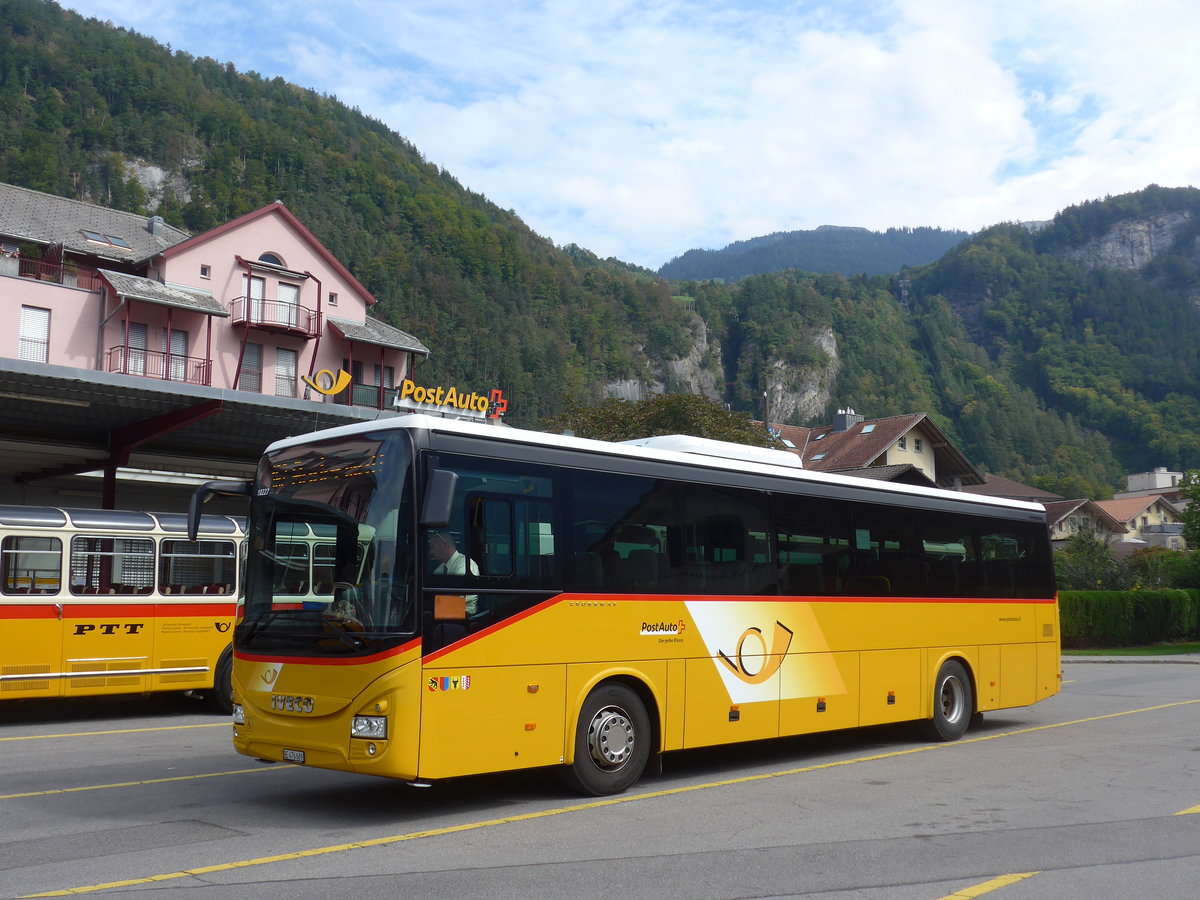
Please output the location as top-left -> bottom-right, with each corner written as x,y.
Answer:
282,749 -> 305,764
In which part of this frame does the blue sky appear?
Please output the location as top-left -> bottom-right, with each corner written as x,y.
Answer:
60,0 -> 1200,269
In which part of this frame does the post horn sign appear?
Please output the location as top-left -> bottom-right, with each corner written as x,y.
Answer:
393,379 -> 509,420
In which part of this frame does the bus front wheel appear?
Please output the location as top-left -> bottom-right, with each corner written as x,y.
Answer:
565,683 -> 651,796
923,660 -> 973,741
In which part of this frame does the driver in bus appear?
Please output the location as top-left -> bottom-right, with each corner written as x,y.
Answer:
429,531 -> 480,615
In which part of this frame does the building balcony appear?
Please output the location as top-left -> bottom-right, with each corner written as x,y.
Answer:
230,296 -> 321,338
106,346 -> 212,386
1141,523 -> 1184,534
331,382 -> 396,411
3,256 -> 104,291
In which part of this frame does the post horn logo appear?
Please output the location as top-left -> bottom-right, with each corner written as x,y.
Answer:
301,369 -> 353,396
717,621 -> 794,684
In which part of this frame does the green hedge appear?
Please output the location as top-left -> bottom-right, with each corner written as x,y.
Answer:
1060,589 -> 1200,647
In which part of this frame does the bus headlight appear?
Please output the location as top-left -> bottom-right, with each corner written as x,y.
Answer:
232,703 -> 245,725
351,716 -> 387,739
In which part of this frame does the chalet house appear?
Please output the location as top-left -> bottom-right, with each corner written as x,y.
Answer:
1094,495 -> 1186,552
1,183 -> 427,405
0,182 -> 429,508
768,409 -> 984,490
1040,498 -> 1128,547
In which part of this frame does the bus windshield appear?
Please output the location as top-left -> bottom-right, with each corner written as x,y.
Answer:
238,429 -> 415,655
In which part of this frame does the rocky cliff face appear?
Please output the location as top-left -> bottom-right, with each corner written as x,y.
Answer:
1060,210 -> 1194,271
763,325 -> 839,423
607,318 -> 838,425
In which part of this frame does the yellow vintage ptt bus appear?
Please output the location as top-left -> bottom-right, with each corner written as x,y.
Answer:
194,414 -> 1059,795
0,506 -> 243,710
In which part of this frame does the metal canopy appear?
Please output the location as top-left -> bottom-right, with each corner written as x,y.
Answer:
0,359 -> 399,506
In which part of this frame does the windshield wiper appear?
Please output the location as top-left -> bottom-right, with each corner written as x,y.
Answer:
319,615 -> 368,652
238,609 -> 309,646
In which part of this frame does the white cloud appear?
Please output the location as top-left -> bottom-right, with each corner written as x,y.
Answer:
59,0 -> 1200,267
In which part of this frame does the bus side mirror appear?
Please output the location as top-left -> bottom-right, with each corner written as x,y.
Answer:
420,469 -> 458,528
188,480 -> 253,540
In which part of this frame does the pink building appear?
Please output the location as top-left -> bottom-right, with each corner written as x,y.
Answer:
0,182 -> 429,508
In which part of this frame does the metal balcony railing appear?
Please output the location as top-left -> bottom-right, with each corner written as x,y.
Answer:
10,258 -> 103,291
230,296 -> 321,338
106,346 -> 212,385
331,383 -> 396,410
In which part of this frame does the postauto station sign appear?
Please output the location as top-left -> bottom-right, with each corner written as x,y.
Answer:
393,379 -> 509,420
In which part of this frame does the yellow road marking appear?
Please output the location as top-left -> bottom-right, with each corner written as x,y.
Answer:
1,765 -> 292,800
939,871 -> 1041,898
0,723 -> 228,742
1176,803 -> 1200,815
21,698 -> 1200,898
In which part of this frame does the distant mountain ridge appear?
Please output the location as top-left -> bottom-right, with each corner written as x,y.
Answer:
659,225 -> 971,281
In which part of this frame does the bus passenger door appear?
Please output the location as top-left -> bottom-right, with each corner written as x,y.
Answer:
61,535 -> 157,699
1,535 -> 64,699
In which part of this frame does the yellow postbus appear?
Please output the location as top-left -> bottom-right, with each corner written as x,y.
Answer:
0,506 -> 243,710
194,414 -> 1059,795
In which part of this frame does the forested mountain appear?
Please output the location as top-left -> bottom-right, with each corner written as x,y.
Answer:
4,0 -> 1200,498
0,0 -> 689,424
658,225 -> 970,281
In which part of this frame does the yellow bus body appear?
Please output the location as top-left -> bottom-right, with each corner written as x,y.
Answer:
232,591 -> 1060,781
0,507 -> 241,705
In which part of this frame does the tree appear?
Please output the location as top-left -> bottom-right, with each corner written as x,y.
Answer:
542,393 -> 771,447
1178,470 -> 1200,550
1054,531 -> 1130,591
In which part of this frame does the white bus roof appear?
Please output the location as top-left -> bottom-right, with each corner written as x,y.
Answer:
266,413 -> 1046,515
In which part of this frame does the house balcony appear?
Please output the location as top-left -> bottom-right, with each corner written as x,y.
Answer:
230,296 -> 322,338
4,256 -> 104,291
331,382 -> 396,411
106,346 -> 212,386
1141,523 -> 1184,535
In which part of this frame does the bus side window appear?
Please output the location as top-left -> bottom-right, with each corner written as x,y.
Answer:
2,536 -> 62,594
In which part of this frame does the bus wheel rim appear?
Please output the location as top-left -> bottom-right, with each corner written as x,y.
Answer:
587,705 -> 634,768
940,675 -> 965,723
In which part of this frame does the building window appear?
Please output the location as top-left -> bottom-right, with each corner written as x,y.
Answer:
19,306 -> 50,362
328,291 -> 338,307
165,328 -> 189,381
239,343 -> 263,393
275,347 -> 298,397
897,436 -> 907,451
200,264 -> 211,279
259,252 -> 285,266
373,364 -> 395,390
915,438 -> 923,452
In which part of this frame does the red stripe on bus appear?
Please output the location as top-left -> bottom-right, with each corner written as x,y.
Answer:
236,637 -> 422,667
0,603 -> 236,619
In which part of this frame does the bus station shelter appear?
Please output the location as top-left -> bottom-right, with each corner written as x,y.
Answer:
0,358 -> 400,512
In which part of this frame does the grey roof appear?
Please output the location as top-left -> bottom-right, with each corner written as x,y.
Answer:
0,183 -> 189,263
328,315 -> 430,355
98,270 -> 229,316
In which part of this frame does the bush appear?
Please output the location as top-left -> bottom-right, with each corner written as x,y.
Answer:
1060,589 -> 1200,647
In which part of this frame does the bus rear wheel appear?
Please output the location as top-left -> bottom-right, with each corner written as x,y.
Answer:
206,647 -> 234,715
565,683 -> 650,796
923,660 -> 973,741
